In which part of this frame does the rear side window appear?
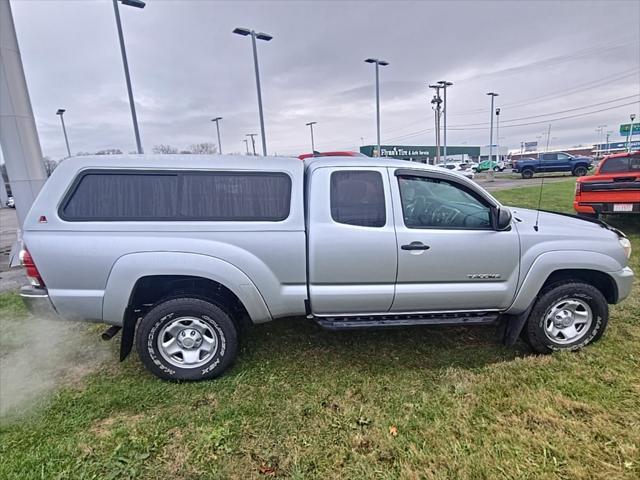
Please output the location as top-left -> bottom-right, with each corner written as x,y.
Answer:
61,171 -> 291,221
330,170 -> 386,227
600,155 -> 640,173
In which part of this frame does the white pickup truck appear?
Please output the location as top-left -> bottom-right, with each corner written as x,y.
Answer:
20,155 -> 634,380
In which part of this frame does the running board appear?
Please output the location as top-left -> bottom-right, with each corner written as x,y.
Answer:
314,311 -> 500,330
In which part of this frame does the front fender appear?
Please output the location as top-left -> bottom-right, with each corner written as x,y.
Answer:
505,250 -> 622,314
102,252 -> 272,325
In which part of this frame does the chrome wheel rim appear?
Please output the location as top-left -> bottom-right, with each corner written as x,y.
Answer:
157,317 -> 218,368
543,298 -> 593,345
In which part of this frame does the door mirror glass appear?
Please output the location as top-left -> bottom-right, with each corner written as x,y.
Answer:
495,207 -> 512,230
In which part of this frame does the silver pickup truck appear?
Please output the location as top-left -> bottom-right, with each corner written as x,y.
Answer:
19,155 -> 634,380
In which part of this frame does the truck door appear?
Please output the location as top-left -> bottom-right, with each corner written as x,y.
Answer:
390,169 -> 520,312
307,166 -> 397,315
540,153 -> 560,172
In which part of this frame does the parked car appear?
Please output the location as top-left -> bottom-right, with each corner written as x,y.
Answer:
20,155 -> 633,380
474,160 -> 505,172
438,162 -> 475,179
5,196 -> 15,208
574,151 -> 640,218
513,152 -> 593,179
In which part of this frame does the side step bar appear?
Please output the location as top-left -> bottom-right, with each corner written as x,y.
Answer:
314,311 -> 500,330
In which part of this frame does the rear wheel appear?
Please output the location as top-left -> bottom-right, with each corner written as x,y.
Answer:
521,169 -> 534,179
573,166 -> 588,177
136,297 -> 238,381
525,281 -> 608,354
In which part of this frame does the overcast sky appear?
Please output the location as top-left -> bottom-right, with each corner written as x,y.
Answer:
7,0 -> 640,159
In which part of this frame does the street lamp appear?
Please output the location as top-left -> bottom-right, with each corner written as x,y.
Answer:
305,121 -> 317,154
56,109 -> 71,158
629,114 -> 637,152
112,0 -> 145,154
437,80 -> 453,160
233,27 -> 272,156
487,92 -> 499,181
365,58 -> 389,157
211,117 -> 223,154
246,133 -> 258,155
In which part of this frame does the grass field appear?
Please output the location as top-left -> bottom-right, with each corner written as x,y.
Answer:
1,179 -> 639,479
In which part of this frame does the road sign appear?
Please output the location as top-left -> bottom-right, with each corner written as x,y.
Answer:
620,123 -> 640,135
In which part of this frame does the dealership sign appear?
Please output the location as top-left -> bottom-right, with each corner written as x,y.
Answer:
620,123 -> 640,135
380,146 -> 430,157
523,141 -> 537,152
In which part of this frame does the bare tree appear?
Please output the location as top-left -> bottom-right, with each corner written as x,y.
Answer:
152,144 -> 179,154
95,149 -> 123,155
189,142 -> 218,155
42,156 -> 58,177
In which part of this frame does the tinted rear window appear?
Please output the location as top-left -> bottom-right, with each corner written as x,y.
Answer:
330,170 -> 386,227
61,171 -> 291,221
600,155 -> 640,174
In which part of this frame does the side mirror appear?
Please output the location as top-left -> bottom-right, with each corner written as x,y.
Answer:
493,207 -> 512,231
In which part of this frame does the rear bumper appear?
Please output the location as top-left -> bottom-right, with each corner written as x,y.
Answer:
574,201 -> 640,214
611,267 -> 635,304
20,286 -> 60,319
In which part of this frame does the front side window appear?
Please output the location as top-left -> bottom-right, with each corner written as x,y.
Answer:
61,171 -> 291,221
330,170 -> 386,227
398,175 -> 491,229
557,153 -> 571,160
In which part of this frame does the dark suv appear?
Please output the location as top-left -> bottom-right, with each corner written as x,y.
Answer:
513,152 -> 593,179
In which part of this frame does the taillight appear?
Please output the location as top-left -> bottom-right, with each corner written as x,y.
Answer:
19,247 -> 45,287
575,181 -> 582,196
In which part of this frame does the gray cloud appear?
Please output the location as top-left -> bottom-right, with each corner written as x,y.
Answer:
6,0 -> 640,159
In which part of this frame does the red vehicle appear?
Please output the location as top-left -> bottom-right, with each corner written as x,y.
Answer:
574,151 -> 640,218
298,151 -> 367,160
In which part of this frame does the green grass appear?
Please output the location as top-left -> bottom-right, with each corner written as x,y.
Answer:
1,179 -> 639,479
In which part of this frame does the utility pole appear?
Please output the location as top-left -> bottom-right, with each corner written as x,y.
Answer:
56,109 -> 71,158
438,80 -> 453,161
605,132 -> 611,155
211,117 -> 222,154
429,84 -> 443,164
486,92 -> 499,182
246,133 -> 257,155
243,139 -> 249,154
628,114 -> 636,152
545,125 -> 552,152
305,121 -> 317,154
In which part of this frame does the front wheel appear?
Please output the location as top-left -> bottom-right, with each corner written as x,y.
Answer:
525,281 -> 608,354
136,297 -> 238,381
493,166 -> 500,172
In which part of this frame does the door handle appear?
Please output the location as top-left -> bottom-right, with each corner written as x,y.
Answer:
401,242 -> 430,251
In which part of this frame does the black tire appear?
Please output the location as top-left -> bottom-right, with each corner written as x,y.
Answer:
493,166 -> 500,172
136,297 -> 238,381
525,281 -> 608,354
573,166 -> 588,177
521,169 -> 534,179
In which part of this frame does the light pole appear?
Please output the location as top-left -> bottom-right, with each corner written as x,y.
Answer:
211,117 -> 223,154
243,139 -> 249,154
305,121 -> 317,154
495,107 -> 501,162
438,80 -> 453,160
112,0 -> 145,154
56,109 -> 71,158
365,58 -> 389,157
628,114 -> 636,152
429,84 -> 443,164
605,132 -> 612,155
233,27 -> 272,156
487,92 -> 499,181
246,133 -> 257,155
